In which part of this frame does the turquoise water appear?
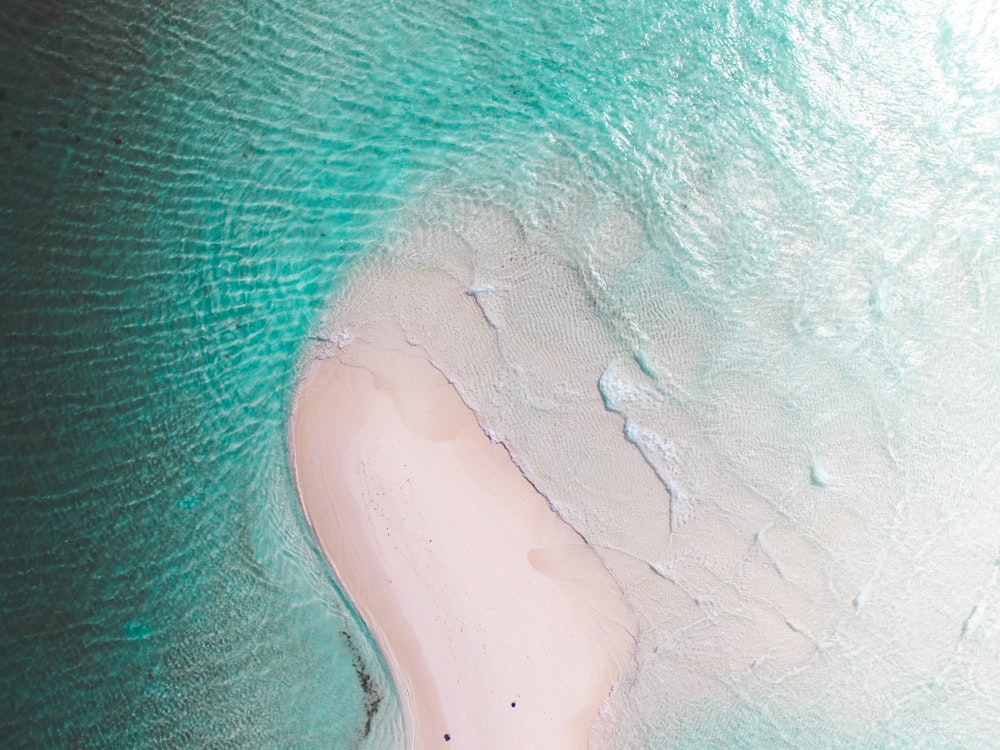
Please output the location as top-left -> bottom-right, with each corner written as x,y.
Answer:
2,0 -> 999,747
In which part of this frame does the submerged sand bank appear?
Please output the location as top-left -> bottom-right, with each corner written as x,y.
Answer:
289,342 -> 635,749
288,190 -> 1000,746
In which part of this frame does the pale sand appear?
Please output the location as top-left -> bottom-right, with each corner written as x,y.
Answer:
289,342 -> 636,749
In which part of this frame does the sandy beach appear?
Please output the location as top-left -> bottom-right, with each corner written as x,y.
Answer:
289,342 -> 635,749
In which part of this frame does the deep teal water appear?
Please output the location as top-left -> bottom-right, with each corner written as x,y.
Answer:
2,0 -> 998,747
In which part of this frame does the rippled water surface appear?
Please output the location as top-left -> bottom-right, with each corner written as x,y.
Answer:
3,0 -> 999,747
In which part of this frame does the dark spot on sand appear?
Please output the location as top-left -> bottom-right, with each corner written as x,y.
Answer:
511,701 -> 516,707
444,734 -> 450,742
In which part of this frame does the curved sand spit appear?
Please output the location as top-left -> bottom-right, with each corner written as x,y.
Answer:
289,342 -> 636,749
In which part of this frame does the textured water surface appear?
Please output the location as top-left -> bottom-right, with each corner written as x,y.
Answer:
3,0 -> 1000,747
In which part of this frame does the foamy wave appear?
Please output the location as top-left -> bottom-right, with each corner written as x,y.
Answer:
599,364 -> 694,530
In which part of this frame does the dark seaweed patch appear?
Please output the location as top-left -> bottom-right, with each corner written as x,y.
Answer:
340,629 -> 383,740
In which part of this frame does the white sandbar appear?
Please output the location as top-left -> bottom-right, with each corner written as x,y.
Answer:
289,342 -> 635,749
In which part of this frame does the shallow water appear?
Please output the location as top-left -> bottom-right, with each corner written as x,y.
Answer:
3,0 -> 999,746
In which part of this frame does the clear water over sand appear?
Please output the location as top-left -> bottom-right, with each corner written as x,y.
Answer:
3,0 -> 999,746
